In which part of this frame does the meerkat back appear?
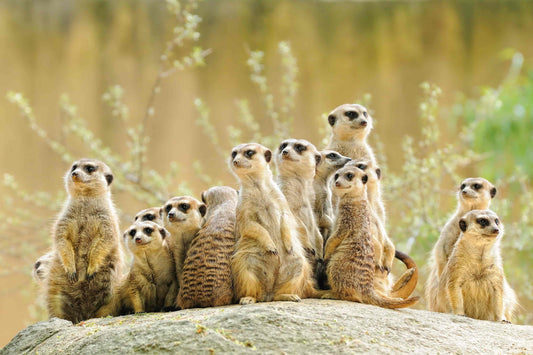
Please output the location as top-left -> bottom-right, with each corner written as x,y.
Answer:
178,186 -> 238,309
46,159 -> 122,323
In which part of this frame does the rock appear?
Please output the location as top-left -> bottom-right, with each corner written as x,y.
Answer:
1,300 -> 532,354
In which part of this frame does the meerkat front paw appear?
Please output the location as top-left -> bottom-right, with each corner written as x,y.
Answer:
266,247 -> 279,256
66,271 -> 77,283
501,319 -> 512,324
239,297 -> 257,305
86,266 -> 98,281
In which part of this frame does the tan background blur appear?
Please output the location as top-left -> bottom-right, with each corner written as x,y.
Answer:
1,0 -> 532,347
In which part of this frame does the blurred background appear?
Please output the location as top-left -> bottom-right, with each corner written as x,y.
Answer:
1,0 -> 532,347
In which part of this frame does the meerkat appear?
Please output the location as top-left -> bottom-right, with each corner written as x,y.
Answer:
114,221 -> 177,314
275,139 -> 324,271
134,207 -> 164,226
325,103 -> 376,165
46,159 -> 123,323
348,160 -> 386,225
162,196 -> 206,286
426,177 -> 496,311
230,143 -> 320,305
322,165 -> 419,309
436,210 -> 517,322
313,150 -> 351,244
177,186 -> 238,309
32,251 -> 54,286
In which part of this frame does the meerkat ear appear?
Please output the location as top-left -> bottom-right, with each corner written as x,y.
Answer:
376,168 -> 381,180
199,204 -> 207,217
159,228 -> 169,239
158,207 -> 163,219
201,191 -> 206,204
459,219 -> 467,232
264,149 -> 272,163
328,114 -> 336,126
234,188 -> 239,195
315,154 -> 322,166
362,175 -> 368,184
105,173 -> 114,185
490,187 -> 497,198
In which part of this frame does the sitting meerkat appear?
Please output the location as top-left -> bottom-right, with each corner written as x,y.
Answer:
348,160 -> 386,225
426,177 -> 496,311
162,196 -> 206,285
323,165 -> 419,309
230,143 -> 319,305
46,159 -> 123,323
134,207 -> 164,226
116,221 -> 177,314
436,210 -> 517,322
177,186 -> 238,309
313,150 -> 351,244
275,139 -> 324,271
325,103 -> 376,165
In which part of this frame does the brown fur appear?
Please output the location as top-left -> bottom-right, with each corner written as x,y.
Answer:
230,143 -> 320,305
162,196 -> 206,286
323,165 -> 419,309
177,186 -> 238,309
436,210 -> 517,322
426,177 -> 496,311
46,159 -> 123,323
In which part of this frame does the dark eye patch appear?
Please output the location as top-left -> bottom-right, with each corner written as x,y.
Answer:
294,144 -> 306,153
143,214 -> 155,221
356,163 -> 367,170
460,183 -> 466,190
346,173 -> 354,180
363,111 -> 368,118
84,165 -> 96,173
326,153 -> 337,159
178,203 -> 190,212
129,229 -> 137,237
279,143 -> 288,152
165,205 -> 172,213
245,150 -> 256,158
477,218 -> 489,227
473,183 -> 482,190
495,219 -> 499,225
345,111 -> 358,120
334,173 -> 339,181
231,151 -> 237,159
143,227 -> 153,235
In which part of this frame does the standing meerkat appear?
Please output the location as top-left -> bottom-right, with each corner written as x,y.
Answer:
325,103 -> 376,165
436,210 -> 517,322
162,196 -> 206,286
116,221 -> 177,314
46,159 -> 123,323
134,207 -> 164,226
426,177 -> 496,311
230,143 -> 319,305
177,186 -> 238,309
313,150 -> 351,244
275,139 -> 324,270
323,165 -> 419,309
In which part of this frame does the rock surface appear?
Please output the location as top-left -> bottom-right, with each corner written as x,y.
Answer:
1,300 -> 532,354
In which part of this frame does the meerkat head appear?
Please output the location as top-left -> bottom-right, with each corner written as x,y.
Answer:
162,196 -> 206,232
327,104 -> 372,141
65,159 -> 114,197
201,186 -> 238,213
458,177 -> 496,210
275,139 -> 321,179
32,252 -> 53,284
316,150 -> 351,181
123,221 -> 170,255
332,165 -> 368,199
229,143 -> 273,179
458,209 -> 503,244
348,159 -> 381,186
134,207 -> 164,226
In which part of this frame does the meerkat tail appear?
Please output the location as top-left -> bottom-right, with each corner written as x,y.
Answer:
363,290 -> 420,309
390,250 -> 419,299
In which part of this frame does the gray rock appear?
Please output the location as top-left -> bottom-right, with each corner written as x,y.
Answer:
1,300 -> 532,354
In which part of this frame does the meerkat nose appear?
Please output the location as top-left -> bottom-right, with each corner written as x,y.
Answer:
135,237 -> 142,244
492,228 -> 500,234
233,160 -> 239,167
168,212 -> 175,219
282,150 -> 289,156
335,181 -> 341,187
72,171 -> 78,177
360,120 -> 367,127
462,190 -> 467,195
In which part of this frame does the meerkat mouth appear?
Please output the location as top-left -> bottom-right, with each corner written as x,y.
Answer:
281,155 -> 298,162
169,217 -> 186,223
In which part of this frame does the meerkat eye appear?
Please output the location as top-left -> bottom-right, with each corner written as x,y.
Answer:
245,150 -> 256,158
345,111 -> 358,120
84,165 -> 96,174
143,227 -> 153,235
495,219 -> 500,225
71,165 -> 78,172
294,144 -> 306,153
346,173 -> 354,180
165,205 -> 172,213
279,143 -> 288,152
460,183 -> 466,190
143,214 -> 155,221
326,153 -> 336,159
477,218 -> 489,227
473,183 -> 482,190
129,229 -> 136,238
231,151 -> 237,159
178,203 -> 190,212
363,111 -> 368,118
334,173 -> 339,181
356,164 -> 367,170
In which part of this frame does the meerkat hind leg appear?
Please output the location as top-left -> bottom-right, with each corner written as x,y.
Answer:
273,294 -> 301,302
239,297 -> 257,305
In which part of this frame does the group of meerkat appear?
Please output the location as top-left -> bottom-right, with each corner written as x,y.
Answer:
31,103 -> 517,324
